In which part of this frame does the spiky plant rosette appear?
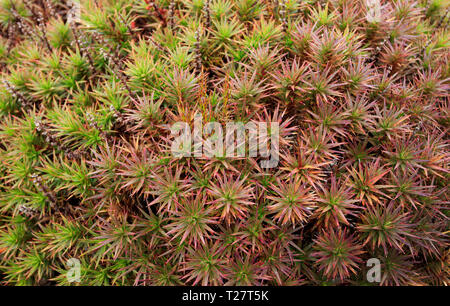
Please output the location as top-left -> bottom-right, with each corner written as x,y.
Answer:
0,0 -> 449,286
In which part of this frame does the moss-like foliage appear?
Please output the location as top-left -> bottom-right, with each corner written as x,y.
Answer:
0,0 -> 449,286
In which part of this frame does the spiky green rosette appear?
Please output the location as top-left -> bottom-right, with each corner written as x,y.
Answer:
0,0 -> 449,286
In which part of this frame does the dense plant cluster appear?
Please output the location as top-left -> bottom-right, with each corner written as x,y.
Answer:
0,0 -> 449,286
